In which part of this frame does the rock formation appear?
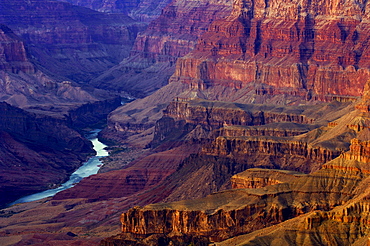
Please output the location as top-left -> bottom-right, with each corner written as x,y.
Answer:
106,126 -> 370,245
169,0 -> 370,101
230,168 -> 305,189
0,25 -> 34,74
96,73 -> 370,245
59,0 -> 172,22
0,0 -> 145,85
91,0 -> 233,97
5,0 -> 370,246
0,102 -> 94,207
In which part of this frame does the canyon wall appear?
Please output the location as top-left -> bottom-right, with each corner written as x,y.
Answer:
0,25 -> 34,74
0,0 -> 145,85
59,0 -> 172,22
230,168 -> 305,189
112,151 -> 370,244
91,0 -> 233,97
0,102 -> 94,207
169,0 -> 370,100
0,23 -> 118,114
152,99 -> 319,145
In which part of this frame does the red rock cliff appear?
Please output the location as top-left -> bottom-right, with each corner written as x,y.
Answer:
91,0 -> 233,97
0,25 -> 34,74
170,0 -> 370,100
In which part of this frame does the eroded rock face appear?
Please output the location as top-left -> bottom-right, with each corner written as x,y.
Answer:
91,0 -> 233,97
0,0 -> 145,84
231,168 -> 305,189
170,0 -> 370,100
0,25 -> 34,74
100,80 -> 370,245
114,153 -> 370,244
59,0 -> 172,22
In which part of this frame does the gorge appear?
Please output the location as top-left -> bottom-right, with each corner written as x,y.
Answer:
8,129 -> 109,206
3,0 -> 370,245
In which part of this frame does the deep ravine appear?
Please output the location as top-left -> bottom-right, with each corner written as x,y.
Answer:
8,129 -> 109,207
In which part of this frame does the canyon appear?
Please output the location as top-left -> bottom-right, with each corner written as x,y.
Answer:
91,0 -> 233,97
3,0 -> 370,245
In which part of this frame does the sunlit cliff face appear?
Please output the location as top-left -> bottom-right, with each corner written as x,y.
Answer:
169,0 -> 370,101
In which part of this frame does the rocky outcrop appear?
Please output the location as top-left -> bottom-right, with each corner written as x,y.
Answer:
215,123 -> 315,138
231,168 -> 305,189
151,99 -> 340,146
0,0 -> 145,84
113,153 -> 370,244
341,138 -> 370,163
204,136 -> 340,169
0,25 -> 34,74
169,0 -> 370,101
101,81 -> 370,245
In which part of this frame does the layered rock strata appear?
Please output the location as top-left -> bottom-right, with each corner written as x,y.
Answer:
0,0 -> 145,84
231,168 -> 306,189
215,123 -> 315,138
113,151 -> 370,244
91,0 -> 233,97
204,136 -> 340,171
60,0 -> 172,22
0,25 -> 34,74
169,0 -> 370,101
100,80 -> 370,245
152,99 -> 319,146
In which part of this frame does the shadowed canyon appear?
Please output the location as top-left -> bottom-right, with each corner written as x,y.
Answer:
2,0 -> 370,245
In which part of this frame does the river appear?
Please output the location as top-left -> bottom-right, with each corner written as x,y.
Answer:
9,129 -> 108,206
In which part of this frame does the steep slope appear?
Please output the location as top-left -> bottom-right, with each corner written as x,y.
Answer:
59,0 -> 172,22
0,0 -> 145,85
91,0 -> 233,97
0,102 -> 94,207
170,0 -> 370,100
105,98 -> 370,245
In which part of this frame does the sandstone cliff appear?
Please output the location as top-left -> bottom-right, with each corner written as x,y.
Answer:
0,25 -> 34,74
91,0 -> 233,97
169,0 -> 370,101
100,78 -> 370,245
231,168 -> 306,189
112,147 -> 370,244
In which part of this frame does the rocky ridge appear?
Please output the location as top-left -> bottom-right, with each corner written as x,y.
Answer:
59,0 -> 172,22
230,168 -> 306,189
91,0 -> 233,97
100,81 -> 370,245
0,0 -> 145,86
